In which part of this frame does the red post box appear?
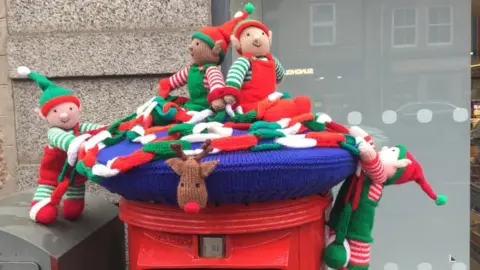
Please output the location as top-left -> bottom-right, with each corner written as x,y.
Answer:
120,195 -> 330,270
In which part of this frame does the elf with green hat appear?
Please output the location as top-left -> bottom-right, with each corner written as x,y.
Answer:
17,66 -> 105,225
324,126 -> 448,270
157,4 -> 254,113
207,2 -> 286,114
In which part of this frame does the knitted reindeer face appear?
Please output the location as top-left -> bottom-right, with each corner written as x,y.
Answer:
166,140 -> 219,213
232,26 -> 272,56
188,38 -> 223,66
378,146 -> 412,177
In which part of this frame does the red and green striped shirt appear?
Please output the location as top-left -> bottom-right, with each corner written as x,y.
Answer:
47,123 -> 103,152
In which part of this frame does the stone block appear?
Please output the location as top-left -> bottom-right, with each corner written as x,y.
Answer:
0,116 -> 15,146
0,0 -> 5,19
3,145 -> 16,176
0,55 -> 9,84
16,164 -> 121,203
0,18 -> 5,55
8,31 -> 192,78
7,0 -> 210,34
14,77 -> 158,162
0,85 -> 13,116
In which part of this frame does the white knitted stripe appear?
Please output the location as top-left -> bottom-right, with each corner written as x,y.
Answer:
29,198 -> 52,221
275,135 -> 317,148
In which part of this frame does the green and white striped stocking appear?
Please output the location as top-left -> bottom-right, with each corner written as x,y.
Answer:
33,184 -> 55,201
65,183 -> 86,200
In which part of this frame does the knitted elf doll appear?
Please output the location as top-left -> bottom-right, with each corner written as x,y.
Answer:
17,66 -> 105,225
324,126 -> 448,270
208,3 -> 311,122
157,4 -> 255,112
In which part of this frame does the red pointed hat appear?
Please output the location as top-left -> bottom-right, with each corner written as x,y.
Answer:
191,3 -> 254,63
232,3 -> 270,40
386,145 -> 448,206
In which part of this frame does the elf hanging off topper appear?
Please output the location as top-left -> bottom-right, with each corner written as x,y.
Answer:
323,126 -> 448,270
157,4 -> 256,112
17,66 -> 105,225
207,3 -> 311,121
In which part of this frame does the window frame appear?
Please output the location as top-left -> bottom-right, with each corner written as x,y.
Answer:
426,5 -> 454,46
309,3 -> 336,46
391,7 -> 418,48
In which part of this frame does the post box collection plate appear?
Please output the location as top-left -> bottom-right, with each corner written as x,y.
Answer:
199,235 -> 225,258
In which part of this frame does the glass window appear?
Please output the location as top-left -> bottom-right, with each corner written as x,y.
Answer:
427,6 -> 454,45
309,3 -> 336,46
392,8 -> 417,47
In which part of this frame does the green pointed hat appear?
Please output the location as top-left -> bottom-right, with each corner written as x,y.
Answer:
17,66 -> 80,116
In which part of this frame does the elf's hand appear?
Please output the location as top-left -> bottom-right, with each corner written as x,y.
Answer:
223,95 -> 236,105
358,140 -> 377,162
211,99 -> 226,111
67,133 -> 92,166
157,79 -> 171,98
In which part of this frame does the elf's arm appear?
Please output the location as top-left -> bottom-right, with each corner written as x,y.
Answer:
358,142 -> 387,184
48,127 -> 75,152
273,56 -> 285,83
205,66 -> 226,93
79,123 -> 105,133
157,66 -> 191,98
207,57 -> 249,103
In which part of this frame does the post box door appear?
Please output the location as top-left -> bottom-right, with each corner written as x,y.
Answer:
0,262 -> 40,270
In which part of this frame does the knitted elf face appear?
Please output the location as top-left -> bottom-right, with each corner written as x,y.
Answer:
188,38 -> 223,66
232,26 -> 272,56
378,146 -> 412,177
39,102 -> 81,130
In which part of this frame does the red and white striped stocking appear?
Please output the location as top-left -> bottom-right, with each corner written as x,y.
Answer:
347,239 -> 371,268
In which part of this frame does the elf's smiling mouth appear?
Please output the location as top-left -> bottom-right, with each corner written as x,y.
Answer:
252,43 -> 261,48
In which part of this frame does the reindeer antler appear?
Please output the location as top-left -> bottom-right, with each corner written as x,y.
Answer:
170,143 -> 188,161
195,139 -> 213,162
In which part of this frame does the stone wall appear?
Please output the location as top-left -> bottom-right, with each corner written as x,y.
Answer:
5,0 -> 211,201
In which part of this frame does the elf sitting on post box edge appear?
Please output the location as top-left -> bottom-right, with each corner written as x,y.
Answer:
207,3 -> 311,122
17,66 -> 106,225
156,4 -> 255,112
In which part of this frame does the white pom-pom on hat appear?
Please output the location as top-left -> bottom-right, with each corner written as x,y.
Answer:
17,66 -> 31,77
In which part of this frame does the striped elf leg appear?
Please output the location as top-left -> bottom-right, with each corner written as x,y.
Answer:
346,239 -> 371,270
62,183 -> 86,220
30,184 -> 59,224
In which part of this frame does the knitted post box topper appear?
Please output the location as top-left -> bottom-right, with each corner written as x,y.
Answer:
17,66 -> 105,225
208,3 -> 310,121
157,4 -> 254,112
165,139 -> 219,214
324,126 -> 448,270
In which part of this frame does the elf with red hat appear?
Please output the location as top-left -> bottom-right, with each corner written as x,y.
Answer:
207,3 -> 312,122
17,66 -> 106,225
157,4 -> 255,112
324,126 -> 448,270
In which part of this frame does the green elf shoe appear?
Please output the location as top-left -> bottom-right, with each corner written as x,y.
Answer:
347,263 -> 370,270
324,243 -> 348,269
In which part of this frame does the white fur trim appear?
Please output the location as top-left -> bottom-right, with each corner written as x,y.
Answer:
84,130 -> 111,151
136,97 -> 155,115
29,198 -> 52,221
131,125 -> 145,136
225,104 -> 235,117
326,235 -> 351,267
236,106 -> 244,114
277,122 -> 302,136
181,133 -> 222,143
92,164 -> 120,177
316,113 -> 332,124
268,92 -> 283,101
186,109 -> 214,123
192,122 -> 223,134
276,118 -> 291,129
17,66 -> 31,77
275,135 -> 317,148
67,133 -> 92,166
234,11 -> 244,18
132,134 -> 157,144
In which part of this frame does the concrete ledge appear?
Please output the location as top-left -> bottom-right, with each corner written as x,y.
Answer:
7,0 -> 210,34
8,31 -> 193,78
16,164 -> 121,203
13,77 -> 188,162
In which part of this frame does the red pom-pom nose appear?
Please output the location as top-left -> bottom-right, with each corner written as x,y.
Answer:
183,202 -> 201,214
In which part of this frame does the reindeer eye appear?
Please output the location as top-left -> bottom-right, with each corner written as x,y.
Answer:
195,183 -> 200,188
180,183 -> 185,187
